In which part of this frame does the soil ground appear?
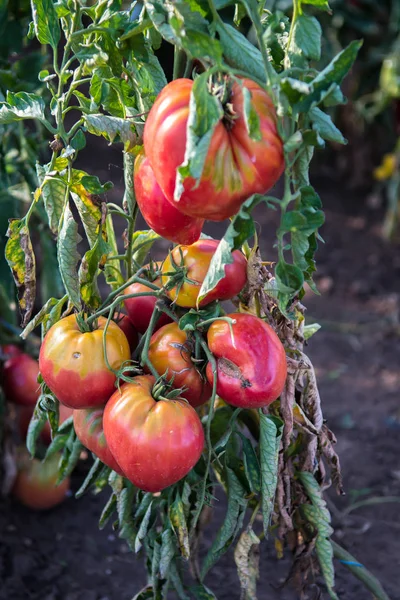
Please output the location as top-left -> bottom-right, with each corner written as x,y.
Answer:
1,149 -> 399,599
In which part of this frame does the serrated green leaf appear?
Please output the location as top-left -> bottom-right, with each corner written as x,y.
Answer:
275,261 -> 304,294
262,12 -> 290,72
31,0 -> 60,48
99,492 -> 118,529
21,296 -> 60,339
36,163 -> 67,235
217,22 -> 265,84
259,413 -> 283,535
57,428 -> 83,483
201,466 -> 247,577
289,14 -> 321,63
198,195 -> 260,304
234,528 -> 260,600
42,295 -> 70,337
131,229 -> 160,266
175,71 -> 223,200
135,501 -> 153,553
75,457 -> 104,498
26,399 -> 48,457
57,204 -> 81,310
0,91 -> 46,124
294,40 -> 362,113
70,129 -> 86,151
84,114 -> 137,152
79,235 -> 110,309
104,214 -> 124,288
309,107 -> 347,145
5,219 -> 36,327
303,322 -> 321,339
238,433 -> 261,494
70,181 -> 102,247
159,529 -> 175,579
169,492 -> 190,560
44,432 -> 69,461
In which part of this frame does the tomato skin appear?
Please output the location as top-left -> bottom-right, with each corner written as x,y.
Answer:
124,264 -> 171,334
1,344 -> 23,358
73,407 -> 124,475
2,353 -> 40,406
162,239 -> 247,308
144,78 -> 284,221
114,315 -> 138,353
12,449 -> 70,510
39,315 -> 131,409
103,375 -> 204,492
206,313 -> 287,408
135,152 -> 204,244
148,323 -> 211,408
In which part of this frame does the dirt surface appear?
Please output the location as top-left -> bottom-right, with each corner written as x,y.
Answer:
1,147 -> 399,599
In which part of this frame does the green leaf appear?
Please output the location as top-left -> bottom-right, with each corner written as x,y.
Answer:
262,12 -> 290,72
309,107 -> 347,145
45,432 -> 70,461
31,0 -> 61,48
0,91 -> 46,124
36,163 -> 67,235
135,501 -> 153,553
20,296 -> 60,339
275,261 -> 304,294
57,428 -> 83,484
175,72 -> 223,200
298,472 -> 338,600
201,466 -> 247,577
159,529 -> 175,579
70,181 -> 102,247
143,1 -> 179,45
99,493 -> 118,529
233,528 -> 260,600
70,129 -> 86,151
198,195 -> 260,304
217,23 -> 265,84
289,15 -> 321,63
84,114 -> 137,152
104,214 -> 124,288
131,229 -> 160,266
5,219 -> 36,327
75,457 -> 104,499
238,433 -> 261,494
169,492 -> 190,560
301,0 -> 330,10
259,413 -> 283,536
295,40 -> 363,113
26,399 -> 48,457
243,87 -> 262,141
57,204 -> 82,310
42,295 -> 70,336
79,235 -> 110,309
190,584 -> 218,599
303,322 -> 321,339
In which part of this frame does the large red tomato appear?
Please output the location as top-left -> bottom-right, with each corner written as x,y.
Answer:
113,314 -> 138,353
144,78 -> 284,221
148,323 -> 211,408
134,152 -> 204,244
103,375 -> 204,492
12,448 -> 70,510
124,263 -> 171,334
2,353 -> 40,406
39,315 -> 130,409
73,407 -> 124,475
206,313 -> 287,408
162,239 -> 247,308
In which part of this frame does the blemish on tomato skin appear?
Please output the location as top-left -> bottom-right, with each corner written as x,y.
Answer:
73,352 -> 81,359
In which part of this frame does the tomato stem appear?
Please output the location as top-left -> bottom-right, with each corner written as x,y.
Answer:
140,305 -> 162,379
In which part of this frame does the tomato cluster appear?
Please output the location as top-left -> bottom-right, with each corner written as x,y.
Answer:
27,77 -> 286,495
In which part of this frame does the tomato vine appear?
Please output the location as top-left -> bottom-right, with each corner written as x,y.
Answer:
1,1 -> 391,600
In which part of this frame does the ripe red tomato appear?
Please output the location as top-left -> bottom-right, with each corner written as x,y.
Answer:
114,314 -> 138,353
162,239 -> 247,308
2,353 -> 40,406
12,448 -> 70,510
206,313 -> 287,408
135,151 -> 204,244
39,315 -> 131,409
148,323 -> 211,408
103,375 -> 204,492
1,344 -> 23,358
73,407 -> 124,475
144,78 -> 284,221
124,264 -> 171,334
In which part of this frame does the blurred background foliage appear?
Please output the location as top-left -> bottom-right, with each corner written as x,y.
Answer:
0,0 -> 399,335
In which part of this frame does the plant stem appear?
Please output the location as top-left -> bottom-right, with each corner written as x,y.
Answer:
87,290 -> 160,326
123,151 -> 138,280
173,47 -> 187,80
140,305 -> 162,378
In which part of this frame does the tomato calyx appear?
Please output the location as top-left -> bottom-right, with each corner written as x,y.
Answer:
151,375 -> 188,403
75,312 -> 97,333
163,248 -> 200,301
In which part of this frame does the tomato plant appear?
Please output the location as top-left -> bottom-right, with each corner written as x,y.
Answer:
103,375 -> 204,492
12,448 -> 70,510
39,315 -> 130,409
148,322 -> 211,408
1,1 -> 389,600
162,239 -> 247,308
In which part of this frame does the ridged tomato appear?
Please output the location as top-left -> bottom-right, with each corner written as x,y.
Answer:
162,239 -> 247,308
134,152 -> 204,244
103,375 -> 204,492
144,78 -> 284,221
73,407 -> 124,475
39,315 -> 130,409
206,313 -> 287,408
148,322 -> 211,408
